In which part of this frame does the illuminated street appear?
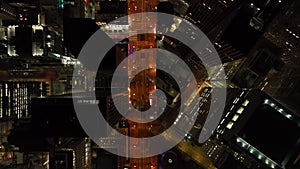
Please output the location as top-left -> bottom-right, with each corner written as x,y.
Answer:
125,0 -> 158,169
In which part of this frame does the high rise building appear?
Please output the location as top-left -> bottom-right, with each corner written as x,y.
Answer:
215,89 -> 300,169
96,0 -> 127,23
0,81 -> 47,121
7,25 -> 46,57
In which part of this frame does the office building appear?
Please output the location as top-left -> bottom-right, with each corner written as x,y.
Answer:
215,89 -> 300,169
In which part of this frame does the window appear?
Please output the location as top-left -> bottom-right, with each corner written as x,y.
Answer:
242,99 -> 250,106
226,121 -> 234,129
232,114 -> 239,121
237,107 -> 244,114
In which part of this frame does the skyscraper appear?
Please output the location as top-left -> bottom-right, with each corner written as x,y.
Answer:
215,89 -> 300,169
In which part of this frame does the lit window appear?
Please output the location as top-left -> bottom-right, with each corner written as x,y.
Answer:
286,114 -> 292,119
264,99 -> 269,104
232,114 -> 239,121
226,121 -> 234,129
237,107 -> 244,114
258,154 -> 262,159
233,97 -> 240,104
265,160 -> 269,165
242,99 -> 249,106
225,112 -> 230,117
